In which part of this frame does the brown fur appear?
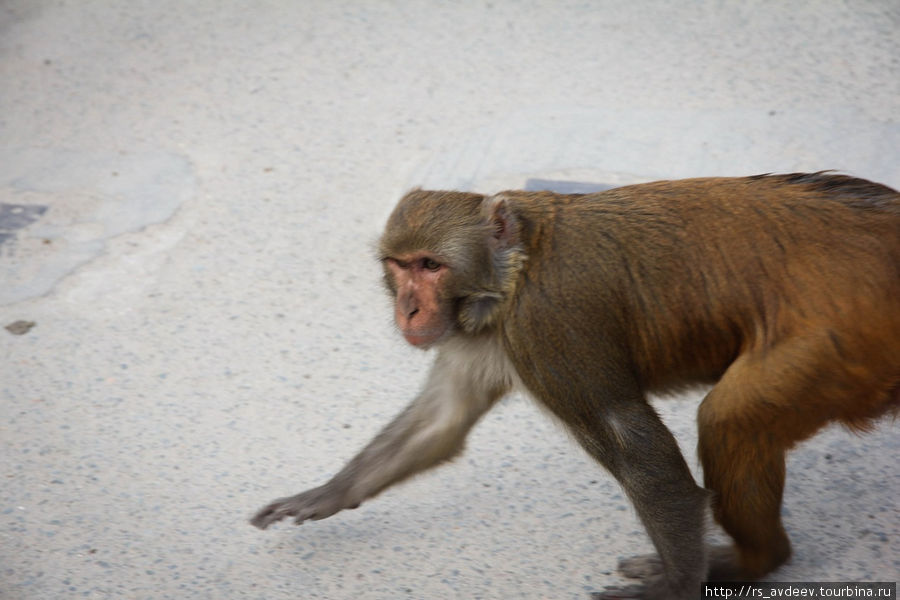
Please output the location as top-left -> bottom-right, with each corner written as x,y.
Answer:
253,173 -> 899,600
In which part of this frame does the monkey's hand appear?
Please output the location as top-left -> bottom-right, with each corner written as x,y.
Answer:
250,482 -> 357,530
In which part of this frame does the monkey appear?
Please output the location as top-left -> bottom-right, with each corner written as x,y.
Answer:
251,173 -> 900,599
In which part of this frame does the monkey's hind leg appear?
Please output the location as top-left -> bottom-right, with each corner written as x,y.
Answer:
696,344 -> 836,580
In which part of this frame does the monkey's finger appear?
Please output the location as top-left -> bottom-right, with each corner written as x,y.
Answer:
249,509 -> 279,529
293,504 -> 335,524
250,502 -> 295,529
617,554 -> 663,579
590,584 -> 644,599
250,513 -> 271,529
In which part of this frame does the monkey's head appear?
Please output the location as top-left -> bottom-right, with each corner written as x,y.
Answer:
378,189 -> 526,349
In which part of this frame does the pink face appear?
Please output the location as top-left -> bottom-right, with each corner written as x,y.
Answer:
383,253 -> 451,348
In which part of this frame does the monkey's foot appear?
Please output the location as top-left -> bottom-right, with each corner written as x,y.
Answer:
617,553 -> 663,579
593,553 -> 700,599
591,583 -> 645,599
618,545 -> 760,581
706,545 -> 743,580
706,542 -> 790,581
250,483 -> 353,529
592,578 -> 695,600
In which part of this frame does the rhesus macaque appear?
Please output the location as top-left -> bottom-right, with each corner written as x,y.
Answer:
252,173 -> 900,599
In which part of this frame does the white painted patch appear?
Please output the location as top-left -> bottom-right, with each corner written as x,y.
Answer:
0,148 -> 194,305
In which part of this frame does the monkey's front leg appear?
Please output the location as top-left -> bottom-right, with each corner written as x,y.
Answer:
573,401 -> 710,600
251,350 -> 505,530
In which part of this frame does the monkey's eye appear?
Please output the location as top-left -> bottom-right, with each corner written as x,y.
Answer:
422,258 -> 441,271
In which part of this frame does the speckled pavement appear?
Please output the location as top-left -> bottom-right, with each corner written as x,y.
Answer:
1,2 -> 898,599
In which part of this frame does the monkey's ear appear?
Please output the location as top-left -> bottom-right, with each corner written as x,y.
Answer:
461,196 -> 525,333
483,194 -> 519,249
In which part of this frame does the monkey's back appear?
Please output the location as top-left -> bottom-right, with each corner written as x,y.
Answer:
503,174 -> 900,419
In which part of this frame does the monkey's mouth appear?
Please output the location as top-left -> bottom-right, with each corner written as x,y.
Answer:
401,327 -> 447,348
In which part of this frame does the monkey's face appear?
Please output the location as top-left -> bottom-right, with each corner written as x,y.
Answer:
382,252 -> 455,348
378,188 -> 527,348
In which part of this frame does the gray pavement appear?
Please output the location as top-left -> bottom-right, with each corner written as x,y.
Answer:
1,2 -> 898,599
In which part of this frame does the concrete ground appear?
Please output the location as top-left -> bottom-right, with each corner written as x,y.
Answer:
1,2 -> 898,599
